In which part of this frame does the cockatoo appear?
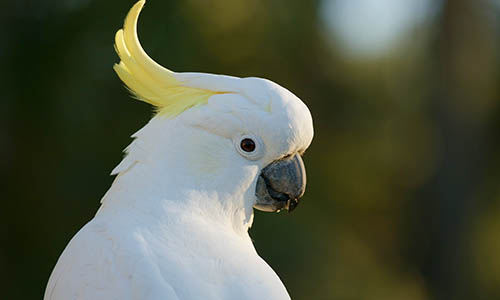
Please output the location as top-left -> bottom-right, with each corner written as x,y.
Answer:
44,1 -> 313,299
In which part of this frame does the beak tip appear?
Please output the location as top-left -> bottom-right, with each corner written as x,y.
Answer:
287,198 -> 300,212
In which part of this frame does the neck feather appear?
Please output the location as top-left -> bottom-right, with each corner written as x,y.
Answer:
98,119 -> 255,234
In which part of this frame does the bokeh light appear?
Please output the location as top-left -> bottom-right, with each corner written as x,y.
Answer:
320,0 -> 442,58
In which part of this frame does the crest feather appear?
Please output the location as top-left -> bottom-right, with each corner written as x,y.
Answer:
113,0 -> 225,117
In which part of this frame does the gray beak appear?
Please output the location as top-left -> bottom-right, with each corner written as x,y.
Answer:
254,153 -> 306,212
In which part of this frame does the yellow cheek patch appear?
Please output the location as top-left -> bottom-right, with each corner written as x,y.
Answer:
114,0 -> 227,117
185,132 -> 233,183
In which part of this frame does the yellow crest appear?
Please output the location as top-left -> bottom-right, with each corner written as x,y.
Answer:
114,0 -> 225,117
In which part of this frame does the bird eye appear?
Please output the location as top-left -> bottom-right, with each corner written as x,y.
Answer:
240,138 -> 256,152
234,134 -> 264,160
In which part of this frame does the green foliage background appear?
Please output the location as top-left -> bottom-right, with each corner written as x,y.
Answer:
1,0 -> 499,299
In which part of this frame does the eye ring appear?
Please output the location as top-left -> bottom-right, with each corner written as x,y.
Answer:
235,134 -> 264,160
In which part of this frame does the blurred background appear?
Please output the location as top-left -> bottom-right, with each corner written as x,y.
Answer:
1,0 -> 499,299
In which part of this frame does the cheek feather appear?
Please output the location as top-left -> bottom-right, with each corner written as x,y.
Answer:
185,132 -> 234,178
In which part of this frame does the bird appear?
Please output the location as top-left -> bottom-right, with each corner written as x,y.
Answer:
44,1 -> 313,299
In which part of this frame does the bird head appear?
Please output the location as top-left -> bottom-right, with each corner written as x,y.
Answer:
110,0 -> 313,228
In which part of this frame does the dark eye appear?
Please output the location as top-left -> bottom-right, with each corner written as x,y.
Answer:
240,138 -> 256,152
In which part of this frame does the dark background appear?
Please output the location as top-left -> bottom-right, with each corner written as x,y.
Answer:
2,0 -> 500,299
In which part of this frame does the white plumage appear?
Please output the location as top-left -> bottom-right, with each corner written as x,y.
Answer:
44,1 -> 313,299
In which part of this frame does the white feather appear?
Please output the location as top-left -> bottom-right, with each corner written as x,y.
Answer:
45,1 -> 313,298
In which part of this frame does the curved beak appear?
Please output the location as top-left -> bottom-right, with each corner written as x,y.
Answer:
254,153 -> 306,212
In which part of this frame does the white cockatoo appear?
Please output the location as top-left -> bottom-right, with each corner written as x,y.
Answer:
44,1 -> 313,299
